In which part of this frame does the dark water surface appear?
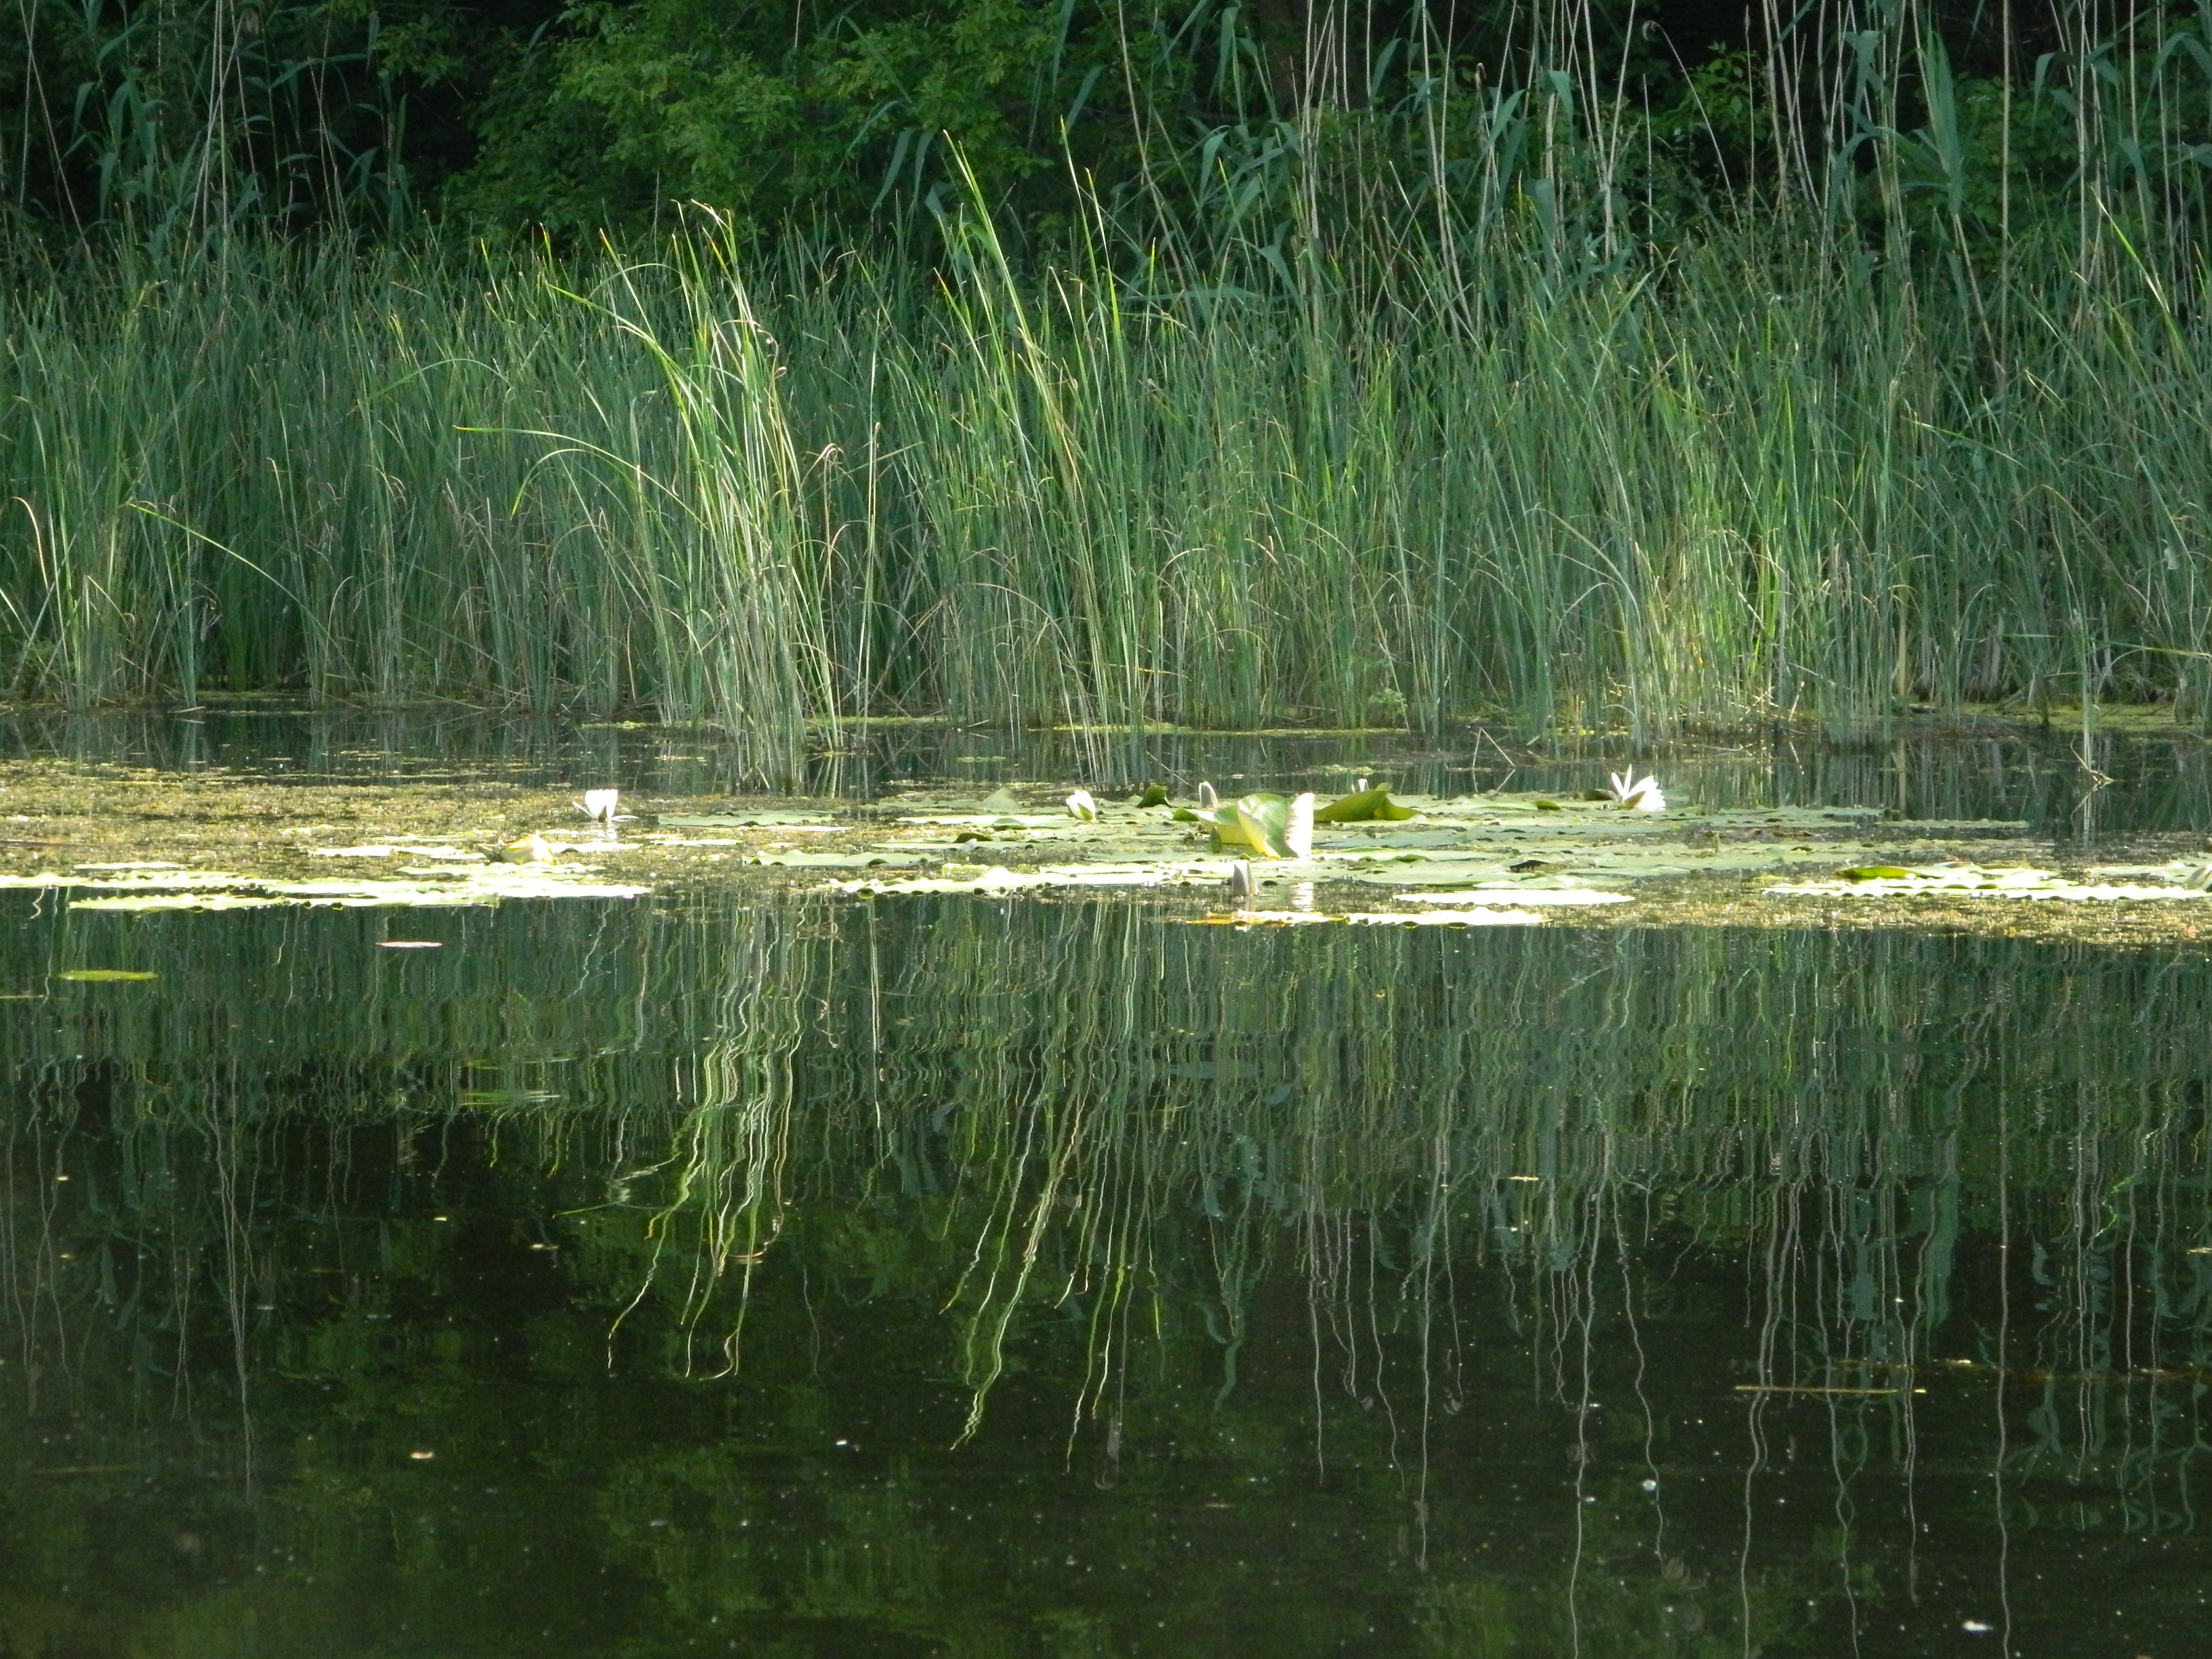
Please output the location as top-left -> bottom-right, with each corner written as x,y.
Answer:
3,784 -> 2212,1654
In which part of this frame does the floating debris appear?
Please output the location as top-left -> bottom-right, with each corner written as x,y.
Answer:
56,969 -> 159,982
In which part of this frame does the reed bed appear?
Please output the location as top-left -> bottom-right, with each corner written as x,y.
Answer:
7,12 -> 2212,775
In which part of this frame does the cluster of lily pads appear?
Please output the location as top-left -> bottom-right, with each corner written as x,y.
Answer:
12,769 -> 2210,927
826,773 -> 1736,920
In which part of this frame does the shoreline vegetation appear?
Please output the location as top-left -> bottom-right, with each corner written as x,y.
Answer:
8,5 -> 2212,783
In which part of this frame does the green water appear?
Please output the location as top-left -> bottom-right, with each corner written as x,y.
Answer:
1,882 -> 2209,1656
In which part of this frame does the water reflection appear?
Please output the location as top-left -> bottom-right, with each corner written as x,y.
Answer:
1,893 -> 2209,1654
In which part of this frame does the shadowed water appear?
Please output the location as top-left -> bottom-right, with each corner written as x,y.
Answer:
1,886 -> 2209,1656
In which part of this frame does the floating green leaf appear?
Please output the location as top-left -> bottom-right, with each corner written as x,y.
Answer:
1231,794 -> 1293,857
1315,786 -> 1417,824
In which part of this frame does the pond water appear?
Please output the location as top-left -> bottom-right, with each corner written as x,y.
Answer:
2,733 -> 2211,1656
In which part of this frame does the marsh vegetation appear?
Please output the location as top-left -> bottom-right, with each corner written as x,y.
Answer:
7,0 -> 2212,777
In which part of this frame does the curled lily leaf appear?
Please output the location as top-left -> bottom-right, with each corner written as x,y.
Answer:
1066,790 -> 1099,822
1202,807 -> 1255,853
1315,785 -> 1416,823
1132,782 -> 1170,808
1197,781 -> 1218,811
1232,793 -> 1297,859
501,833 -> 558,863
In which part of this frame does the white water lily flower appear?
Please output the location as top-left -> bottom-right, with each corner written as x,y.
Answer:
1197,781 -> 1218,811
1286,792 -> 1316,859
575,788 -> 626,824
1608,771 -> 1666,812
1066,789 -> 1099,822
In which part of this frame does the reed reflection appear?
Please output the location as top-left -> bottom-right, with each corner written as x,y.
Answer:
0,893 -> 2206,1654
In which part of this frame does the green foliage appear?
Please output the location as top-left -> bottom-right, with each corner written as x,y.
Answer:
540,0 -> 1094,223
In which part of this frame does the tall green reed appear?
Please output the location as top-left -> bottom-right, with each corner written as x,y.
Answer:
8,3 -> 2212,757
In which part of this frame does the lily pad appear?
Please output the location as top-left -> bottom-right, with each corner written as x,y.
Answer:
1397,888 -> 1633,906
752,851 -> 930,869
1315,787 -> 1418,824
1193,907 -> 1542,927
835,862 -> 1208,895
658,813 -> 846,830
1202,792 -> 1315,859
1767,864 -> 2212,901
41,861 -> 649,912
1344,909 -> 1542,926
